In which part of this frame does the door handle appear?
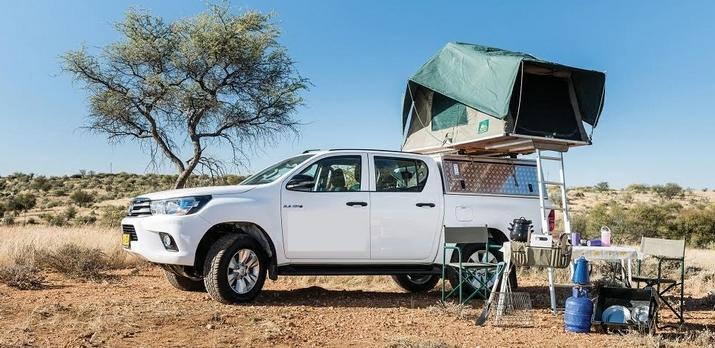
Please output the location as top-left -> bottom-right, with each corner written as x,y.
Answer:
346,201 -> 368,207
416,203 -> 435,208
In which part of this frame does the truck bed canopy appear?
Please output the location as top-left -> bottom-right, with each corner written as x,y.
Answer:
402,43 -> 606,155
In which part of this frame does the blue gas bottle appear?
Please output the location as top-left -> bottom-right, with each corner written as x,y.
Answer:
564,287 -> 593,333
572,256 -> 589,285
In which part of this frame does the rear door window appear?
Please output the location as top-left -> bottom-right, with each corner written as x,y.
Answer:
374,157 -> 428,192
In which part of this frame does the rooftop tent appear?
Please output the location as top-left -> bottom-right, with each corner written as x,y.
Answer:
401,43 -> 606,155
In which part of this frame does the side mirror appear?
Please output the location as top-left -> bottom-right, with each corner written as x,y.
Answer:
286,174 -> 315,191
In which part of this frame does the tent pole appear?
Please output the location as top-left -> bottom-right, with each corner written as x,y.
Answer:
512,61 -> 525,134
407,83 -> 450,146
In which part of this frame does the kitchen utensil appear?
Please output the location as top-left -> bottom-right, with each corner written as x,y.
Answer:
602,305 -> 631,324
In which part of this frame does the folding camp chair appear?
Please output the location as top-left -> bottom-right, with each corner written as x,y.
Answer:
632,237 -> 686,328
441,226 -> 505,305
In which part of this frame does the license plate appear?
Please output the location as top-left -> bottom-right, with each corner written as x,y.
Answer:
122,234 -> 131,248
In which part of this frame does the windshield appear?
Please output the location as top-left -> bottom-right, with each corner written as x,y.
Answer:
241,154 -> 314,185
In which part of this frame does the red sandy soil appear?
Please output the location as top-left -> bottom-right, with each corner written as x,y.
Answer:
0,268 -> 712,347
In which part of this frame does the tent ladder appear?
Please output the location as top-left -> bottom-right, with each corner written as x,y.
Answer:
535,149 -> 572,235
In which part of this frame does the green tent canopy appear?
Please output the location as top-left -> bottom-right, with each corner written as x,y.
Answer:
402,43 -> 606,155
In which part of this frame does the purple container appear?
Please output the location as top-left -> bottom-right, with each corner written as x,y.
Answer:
587,239 -> 602,247
571,232 -> 581,246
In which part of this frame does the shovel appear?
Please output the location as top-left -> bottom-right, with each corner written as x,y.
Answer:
475,262 -> 507,326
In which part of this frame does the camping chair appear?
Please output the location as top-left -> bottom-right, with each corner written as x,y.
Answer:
441,226 -> 505,305
632,237 -> 686,328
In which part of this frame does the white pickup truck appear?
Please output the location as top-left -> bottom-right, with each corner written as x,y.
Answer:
122,149 -> 553,303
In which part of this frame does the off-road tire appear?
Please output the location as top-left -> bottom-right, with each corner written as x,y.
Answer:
447,241 -> 517,297
391,274 -> 440,293
164,270 -> 205,292
203,234 -> 267,304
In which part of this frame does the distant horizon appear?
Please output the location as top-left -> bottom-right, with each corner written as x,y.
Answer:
2,1 -> 713,188
0,168 -> 709,191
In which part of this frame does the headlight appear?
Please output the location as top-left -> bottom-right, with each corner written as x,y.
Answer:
150,196 -> 211,216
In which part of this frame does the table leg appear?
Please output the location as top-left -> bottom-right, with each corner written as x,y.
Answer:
627,259 -> 633,287
547,267 -> 556,315
620,259 -> 626,285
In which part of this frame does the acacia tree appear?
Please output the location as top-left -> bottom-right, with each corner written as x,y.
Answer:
63,5 -> 308,188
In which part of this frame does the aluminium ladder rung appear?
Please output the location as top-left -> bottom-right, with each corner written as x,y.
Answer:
543,181 -> 565,186
539,155 -> 562,161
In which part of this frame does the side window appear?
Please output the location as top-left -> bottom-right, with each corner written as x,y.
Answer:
288,156 -> 362,192
374,157 -> 429,192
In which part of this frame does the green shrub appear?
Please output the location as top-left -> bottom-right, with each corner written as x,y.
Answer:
572,200 -> 711,246
30,176 -> 52,191
652,183 -> 684,200
51,188 -> 67,196
5,193 -> 37,212
672,206 -> 715,247
73,215 -> 97,225
99,205 -> 126,227
626,184 -> 650,193
39,212 -> 67,227
594,182 -> 610,192
64,206 -> 78,219
43,200 -> 60,209
69,190 -> 95,207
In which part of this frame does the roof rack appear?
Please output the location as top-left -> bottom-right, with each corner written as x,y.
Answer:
328,148 -> 406,153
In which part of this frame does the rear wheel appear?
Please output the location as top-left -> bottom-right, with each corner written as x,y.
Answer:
447,242 -> 517,297
391,274 -> 440,293
164,270 -> 205,292
204,234 -> 267,304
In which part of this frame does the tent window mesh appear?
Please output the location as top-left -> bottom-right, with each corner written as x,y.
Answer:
430,92 -> 468,131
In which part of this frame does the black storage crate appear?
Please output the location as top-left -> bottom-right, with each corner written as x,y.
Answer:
593,286 -> 658,334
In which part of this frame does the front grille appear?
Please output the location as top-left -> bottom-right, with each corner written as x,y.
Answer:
122,224 -> 138,241
127,198 -> 152,217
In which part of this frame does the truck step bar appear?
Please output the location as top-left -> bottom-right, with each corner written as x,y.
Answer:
276,264 -> 442,276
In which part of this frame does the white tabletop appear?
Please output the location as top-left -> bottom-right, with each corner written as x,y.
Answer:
572,245 -> 640,260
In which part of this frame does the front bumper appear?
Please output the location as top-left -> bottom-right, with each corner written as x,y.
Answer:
120,213 -> 212,266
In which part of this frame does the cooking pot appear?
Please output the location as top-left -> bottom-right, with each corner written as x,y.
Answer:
509,217 -> 532,242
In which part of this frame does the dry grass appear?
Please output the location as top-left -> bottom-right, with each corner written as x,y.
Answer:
34,244 -> 115,281
386,337 -> 456,348
0,264 -> 45,290
0,226 -> 141,268
621,329 -> 715,348
425,301 -> 470,319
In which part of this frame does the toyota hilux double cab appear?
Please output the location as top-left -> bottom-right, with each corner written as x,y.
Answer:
121,149 -> 553,304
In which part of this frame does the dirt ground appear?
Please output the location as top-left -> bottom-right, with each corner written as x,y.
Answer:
1,268 -> 712,348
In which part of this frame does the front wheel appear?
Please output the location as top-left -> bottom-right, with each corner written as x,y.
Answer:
203,234 -> 267,304
391,274 -> 440,293
164,270 -> 205,292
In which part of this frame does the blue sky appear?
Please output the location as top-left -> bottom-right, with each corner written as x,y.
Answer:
0,1 -> 713,188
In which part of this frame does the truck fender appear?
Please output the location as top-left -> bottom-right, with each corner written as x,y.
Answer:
194,222 -> 278,280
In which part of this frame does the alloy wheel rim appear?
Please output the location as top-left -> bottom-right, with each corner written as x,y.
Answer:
227,249 -> 260,294
467,250 -> 497,289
